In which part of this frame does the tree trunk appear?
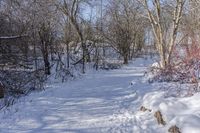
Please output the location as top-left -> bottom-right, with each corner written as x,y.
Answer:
42,42 -> 51,75
86,48 -> 91,62
95,44 -> 99,70
123,54 -> 129,64
0,83 -> 4,99
81,41 -> 86,74
159,45 -> 166,69
67,42 -> 70,68
43,51 -> 51,75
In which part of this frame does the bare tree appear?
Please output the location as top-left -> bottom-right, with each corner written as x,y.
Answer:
104,0 -> 145,64
55,0 -> 91,73
139,0 -> 185,68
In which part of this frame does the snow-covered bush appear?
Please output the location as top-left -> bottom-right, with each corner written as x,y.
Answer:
0,69 -> 45,108
99,60 -> 123,70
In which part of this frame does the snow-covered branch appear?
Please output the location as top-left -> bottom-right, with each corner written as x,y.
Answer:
0,35 -> 27,40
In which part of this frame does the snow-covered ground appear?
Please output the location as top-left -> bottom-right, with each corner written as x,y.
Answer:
0,57 -> 200,133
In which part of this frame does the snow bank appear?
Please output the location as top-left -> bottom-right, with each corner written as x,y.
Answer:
141,90 -> 200,133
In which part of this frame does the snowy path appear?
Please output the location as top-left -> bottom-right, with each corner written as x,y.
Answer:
0,59 -> 153,133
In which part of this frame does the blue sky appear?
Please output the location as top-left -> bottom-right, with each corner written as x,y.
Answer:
81,0 -> 108,21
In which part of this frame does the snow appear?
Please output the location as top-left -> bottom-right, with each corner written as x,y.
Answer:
0,35 -> 27,39
151,62 -> 160,68
0,57 -> 200,133
141,90 -> 200,133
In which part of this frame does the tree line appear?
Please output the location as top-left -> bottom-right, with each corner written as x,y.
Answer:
0,0 -> 199,100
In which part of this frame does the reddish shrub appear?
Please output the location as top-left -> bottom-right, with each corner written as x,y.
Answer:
150,42 -> 200,84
